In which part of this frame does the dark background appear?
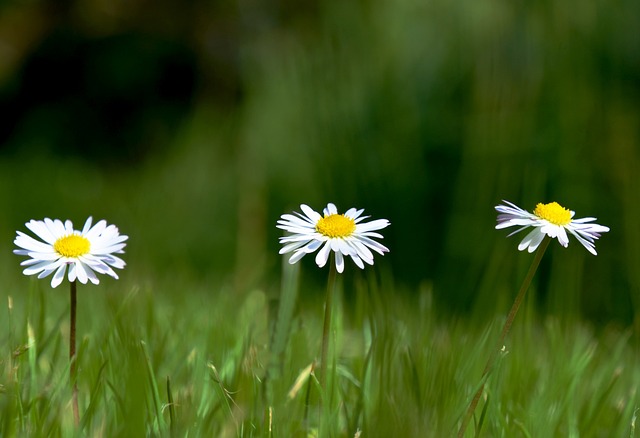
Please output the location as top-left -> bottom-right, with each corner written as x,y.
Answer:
0,0 -> 638,324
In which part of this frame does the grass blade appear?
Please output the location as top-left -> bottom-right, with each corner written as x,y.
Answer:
166,375 -> 176,431
140,340 -> 166,431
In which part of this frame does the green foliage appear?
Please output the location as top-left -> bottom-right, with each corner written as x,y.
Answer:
0,275 -> 638,436
1,0 -> 639,435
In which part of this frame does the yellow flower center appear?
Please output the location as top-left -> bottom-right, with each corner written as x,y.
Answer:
533,202 -> 572,226
53,235 -> 91,258
316,214 -> 356,238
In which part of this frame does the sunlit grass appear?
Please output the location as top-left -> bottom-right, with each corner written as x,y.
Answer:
1,266 -> 637,437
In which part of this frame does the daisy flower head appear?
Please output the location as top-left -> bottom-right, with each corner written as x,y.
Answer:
495,200 -> 609,255
277,203 -> 390,273
14,217 -> 128,288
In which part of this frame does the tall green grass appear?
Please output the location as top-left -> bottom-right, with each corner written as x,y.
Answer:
1,269 -> 637,436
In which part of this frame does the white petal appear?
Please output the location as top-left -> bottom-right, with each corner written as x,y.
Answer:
300,204 -> 322,222
302,239 -> 323,253
344,207 -> 358,218
279,233 -> 318,243
26,251 -> 62,261
37,266 -> 58,279
350,208 -> 366,220
334,239 -> 351,255
540,224 -> 559,238
100,254 -> 126,269
571,217 -> 597,223
84,220 -> 107,240
45,218 -> 66,238
335,251 -> 344,273
356,219 -> 390,232
91,234 -> 128,249
556,227 -> 569,247
82,259 -> 109,274
350,254 -> 365,269
21,257 -> 50,266
86,268 -> 100,284
75,262 -> 89,284
288,250 -> 307,264
25,221 -> 57,245
51,264 -> 67,288
358,231 -> 385,239
568,229 -> 598,255
82,217 -> 93,234
14,233 -> 54,252
496,218 -> 537,229
350,239 -> 374,263
37,259 -> 64,278
574,222 -> 610,233
326,203 -> 338,215
517,228 -> 542,252
278,214 -> 316,228
526,231 -> 546,252
103,266 -> 119,280
506,225 -> 530,237
315,241 -> 332,268
279,239 -> 312,254
91,243 -> 127,255
277,224 -> 317,234
68,263 -> 78,282
495,201 -> 532,216
23,260 -> 57,276
357,235 -> 389,255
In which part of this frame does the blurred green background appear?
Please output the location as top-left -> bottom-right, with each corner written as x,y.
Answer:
1,0 -> 638,324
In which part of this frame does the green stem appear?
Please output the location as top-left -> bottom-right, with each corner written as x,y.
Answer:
70,280 -> 79,426
457,237 -> 550,437
319,258 -> 338,389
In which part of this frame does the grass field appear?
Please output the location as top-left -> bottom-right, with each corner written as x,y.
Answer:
0,99 -> 637,437
0,104 -> 637,437
1,258 -> 638,437
2,0 -> 640,435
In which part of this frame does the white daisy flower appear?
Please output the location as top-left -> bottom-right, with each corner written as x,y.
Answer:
495,200 -> 610,255
14,217 -> 128,288
277,203 -> 390,273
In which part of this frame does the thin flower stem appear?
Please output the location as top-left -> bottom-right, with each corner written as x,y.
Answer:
457,237 -> 550,437
319,258 -> 338,390
70,280 -> 80,427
